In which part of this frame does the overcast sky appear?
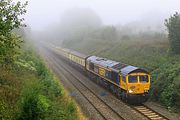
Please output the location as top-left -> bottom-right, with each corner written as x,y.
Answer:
23,0 -> 180,30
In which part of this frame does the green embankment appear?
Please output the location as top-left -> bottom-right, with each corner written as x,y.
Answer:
63,36 -> 180,114
0,45 -> 85,120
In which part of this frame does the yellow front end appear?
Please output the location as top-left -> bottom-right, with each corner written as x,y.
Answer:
120,72 -> 150,103
127,73 -> 150,94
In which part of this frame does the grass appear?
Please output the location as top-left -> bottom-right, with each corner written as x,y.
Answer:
64,36 -> 169,71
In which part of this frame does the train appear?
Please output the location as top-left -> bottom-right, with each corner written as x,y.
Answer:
50,45 -> 150,104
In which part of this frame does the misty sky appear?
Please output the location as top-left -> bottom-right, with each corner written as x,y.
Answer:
23,0 -> 180,30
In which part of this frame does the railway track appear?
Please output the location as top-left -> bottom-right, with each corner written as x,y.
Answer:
54,53 -> 170,120
133,104 -> 169,120
47,50 -> 125,120
42,47 -> 173,120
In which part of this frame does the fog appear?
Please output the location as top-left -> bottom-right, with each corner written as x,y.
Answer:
24,0 -> 180,31
18,0 -> 180,48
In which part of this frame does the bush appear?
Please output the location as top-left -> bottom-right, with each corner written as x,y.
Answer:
0,39 -> 84,119
15,49 -> 80,119
150,56 -> 180,112
0,101 -> 12,120
34,58 -> 64,97
17,80 -> 49,120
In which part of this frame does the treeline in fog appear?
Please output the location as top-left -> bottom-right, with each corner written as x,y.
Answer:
33,8 -> 167,48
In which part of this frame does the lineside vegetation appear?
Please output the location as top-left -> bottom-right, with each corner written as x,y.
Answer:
60,12 -> 180,114
0,0 -> 85,119
0,45 -> 84,119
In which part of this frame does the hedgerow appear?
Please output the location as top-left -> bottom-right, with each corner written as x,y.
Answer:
0,45 -> 83,120
151,55 -> 180,113
15,47 -> 80,120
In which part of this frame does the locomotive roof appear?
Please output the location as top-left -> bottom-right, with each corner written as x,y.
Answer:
87,56 -> 148,75
87,56 -> 119,68
121,66 -> 149,75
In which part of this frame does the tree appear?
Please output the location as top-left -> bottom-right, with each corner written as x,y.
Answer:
165,12 -> 180,54
0,0 -> 27,67
101,26 -> 118,41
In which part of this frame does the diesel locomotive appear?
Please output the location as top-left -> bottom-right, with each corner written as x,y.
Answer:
52,45 -> 150,104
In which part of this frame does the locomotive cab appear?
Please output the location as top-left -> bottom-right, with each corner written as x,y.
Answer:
127,73 -> 150,94
120,66 -> 150,103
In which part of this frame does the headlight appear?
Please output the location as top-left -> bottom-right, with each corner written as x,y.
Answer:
128,89 -> 133,93
144,90 -> 149,92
